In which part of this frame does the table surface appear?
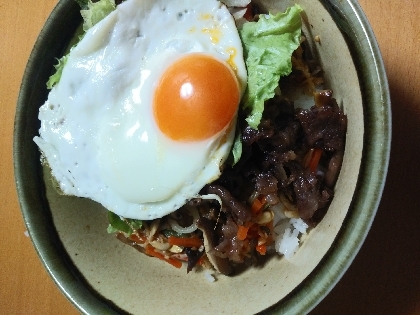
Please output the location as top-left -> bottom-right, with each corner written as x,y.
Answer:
1,1 -> 419,314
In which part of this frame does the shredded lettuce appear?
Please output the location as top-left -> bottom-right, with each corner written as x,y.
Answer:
107,211 -> 143,234
238,4 -> 303,129
228,128 -> 243,166
46,55 -> 69,89
47,0 -> 117,89
81,0 -> 116,32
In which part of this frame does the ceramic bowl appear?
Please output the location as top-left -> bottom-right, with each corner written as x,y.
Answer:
14,0 -> 390,314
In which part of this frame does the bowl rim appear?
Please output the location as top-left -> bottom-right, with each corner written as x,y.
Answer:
13,0 -> 391,314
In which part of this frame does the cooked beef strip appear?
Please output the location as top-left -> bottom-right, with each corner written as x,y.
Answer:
196,217 -> 233,275
207,185 -> 251,225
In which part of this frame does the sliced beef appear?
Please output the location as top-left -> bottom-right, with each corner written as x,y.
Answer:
254,172 -> 279,205
213,216 -> 244,263
207,185 -> 251,225
196,217 -> 233,275
296,93 -> 347,151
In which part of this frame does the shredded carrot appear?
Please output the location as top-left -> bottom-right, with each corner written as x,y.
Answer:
145,245 -> 182,269
129,233 -> 147,244
251,198 -> 262,213
168,236 -> 203,248
259,195 -> 267,205
308,148 -> 323,172
237,225 -> 249,241
165,257 -> 183,269
251,195 -> 266,214
256,244 -> 267,255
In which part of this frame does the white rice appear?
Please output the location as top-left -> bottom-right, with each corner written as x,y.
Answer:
271,204 -> 309,259
275,218 -> 308,259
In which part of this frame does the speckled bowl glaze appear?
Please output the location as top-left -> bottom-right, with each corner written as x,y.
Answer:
14,0 -> 390,314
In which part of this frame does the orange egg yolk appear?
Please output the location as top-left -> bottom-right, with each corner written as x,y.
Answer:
153,53 -> 240,141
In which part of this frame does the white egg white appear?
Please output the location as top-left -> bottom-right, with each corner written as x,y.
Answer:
34,0 -> 247,220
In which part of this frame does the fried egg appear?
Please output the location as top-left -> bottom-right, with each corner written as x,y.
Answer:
34,0 -> 247,220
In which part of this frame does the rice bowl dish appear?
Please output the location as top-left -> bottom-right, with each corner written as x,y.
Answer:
14,0 -> 390,313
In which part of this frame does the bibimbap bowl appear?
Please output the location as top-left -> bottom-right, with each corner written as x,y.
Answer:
14,0 -> 390,314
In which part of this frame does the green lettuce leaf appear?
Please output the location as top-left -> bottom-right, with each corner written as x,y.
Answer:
46,55 -> 69,89
81,0 -> 116,32
239,4 -> 303,129
47,0 -> 117,89
228,128 -> 243,166
107,211 -> 143,235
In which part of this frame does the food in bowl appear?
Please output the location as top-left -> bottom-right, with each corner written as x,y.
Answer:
34,0 -> 347,276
